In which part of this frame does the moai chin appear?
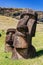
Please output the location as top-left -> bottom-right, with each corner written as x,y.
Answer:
12,9 -> 38,59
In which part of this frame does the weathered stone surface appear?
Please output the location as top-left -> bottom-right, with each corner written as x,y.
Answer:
5,44 -> 13,52
13,32 -> 28,48
27,45 -> 36,58
12,48 -> 28,59
12,45 -> 36,59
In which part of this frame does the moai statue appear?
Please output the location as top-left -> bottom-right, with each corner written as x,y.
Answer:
5,28 -> 16,52
12,9 -> 38,59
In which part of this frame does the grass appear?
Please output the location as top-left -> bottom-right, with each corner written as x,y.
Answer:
0,15 -> 18,30
0,15 -> 43,65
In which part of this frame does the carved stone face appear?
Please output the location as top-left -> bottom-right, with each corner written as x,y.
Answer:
6,29 -> 16,45
18,12 -> 37,37
5,29 -> 16,52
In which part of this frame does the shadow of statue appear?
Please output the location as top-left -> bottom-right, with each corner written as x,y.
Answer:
36,50 -> 43,57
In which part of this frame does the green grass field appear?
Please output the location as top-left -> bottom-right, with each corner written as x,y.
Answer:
0,15 -> 43,65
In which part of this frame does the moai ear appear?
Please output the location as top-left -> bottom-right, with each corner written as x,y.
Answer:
31,19 -> 37,37
27,18 -> 37,37
27,11 -> 38,37
32,12 -> 38,37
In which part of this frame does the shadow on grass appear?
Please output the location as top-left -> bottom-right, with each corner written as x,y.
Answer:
36,50 -> 43,57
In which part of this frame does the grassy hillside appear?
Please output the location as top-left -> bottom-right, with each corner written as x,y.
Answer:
0,15 -> 18,30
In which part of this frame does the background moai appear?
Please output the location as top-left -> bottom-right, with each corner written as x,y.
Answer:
12,9 -> 38,59
5,28 -> 16,52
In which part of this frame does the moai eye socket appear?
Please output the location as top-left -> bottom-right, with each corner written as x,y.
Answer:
20,14 -> 29,19
6,32 -> 9,35
32,16 -> 35,19
29,15 -> 35,19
